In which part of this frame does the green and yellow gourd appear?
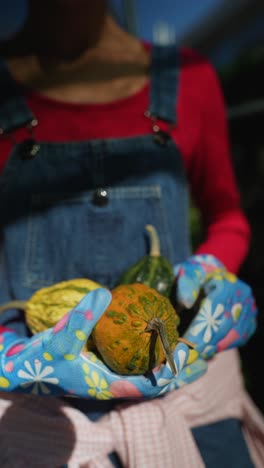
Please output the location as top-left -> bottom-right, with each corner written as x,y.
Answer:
117,224 -> 175,297
0,280 -> 195,375
0,228 -> 195,375
93,283 -> 179,375
93,283 -> 195,375
0,278 -> 102,351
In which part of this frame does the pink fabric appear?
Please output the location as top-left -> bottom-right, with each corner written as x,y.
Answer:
0,349 -> 263,467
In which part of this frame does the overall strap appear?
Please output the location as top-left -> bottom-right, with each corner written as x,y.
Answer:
148,44 -> 180,124
0,61 -> 36,134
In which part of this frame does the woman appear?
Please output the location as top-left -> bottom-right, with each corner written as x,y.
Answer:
0,1 -> 263,466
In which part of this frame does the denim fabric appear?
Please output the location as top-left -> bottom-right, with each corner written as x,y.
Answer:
0,45 -> 191,334
192,418 -> 255,468
0,46 -> 252,467
149,44 -> 180,124
0,136 -> 190,293
0,61 -> 34,132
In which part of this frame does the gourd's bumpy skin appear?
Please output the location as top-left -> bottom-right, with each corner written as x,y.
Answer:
0,287 -> 207,399
25,278 -> 102,334
92,283 -> 180,375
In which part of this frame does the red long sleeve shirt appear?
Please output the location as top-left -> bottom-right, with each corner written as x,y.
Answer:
0,47 -> 250,273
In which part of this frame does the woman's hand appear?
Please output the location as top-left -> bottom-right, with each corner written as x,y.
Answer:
174,254 -> 257,360
0,288 -> 207,399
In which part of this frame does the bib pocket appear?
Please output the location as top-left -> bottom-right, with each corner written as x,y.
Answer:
21,185 -> 174,289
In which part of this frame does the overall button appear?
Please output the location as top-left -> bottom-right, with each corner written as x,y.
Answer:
93,188 -> 109,206
20,138 -> 40,160
153,129 -> 171,146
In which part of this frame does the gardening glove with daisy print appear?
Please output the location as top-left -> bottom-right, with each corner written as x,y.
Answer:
174,254 -> 257,361
0,288 -> 207,398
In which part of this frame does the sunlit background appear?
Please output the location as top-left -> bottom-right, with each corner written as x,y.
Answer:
111,0 -> 264,66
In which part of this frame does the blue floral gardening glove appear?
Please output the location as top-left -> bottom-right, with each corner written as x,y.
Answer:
0,288 -> 207,399
174,254 -> 257,361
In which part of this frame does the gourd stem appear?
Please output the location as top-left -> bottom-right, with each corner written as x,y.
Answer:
178,337 -> 196,348
145,317 -> 177,375
148,329 -> 159,373
145,224 -> 160,257
0,300 -> 27,313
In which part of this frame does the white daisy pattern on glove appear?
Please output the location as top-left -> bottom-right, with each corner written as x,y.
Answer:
189,298 -> 224,343
0,289 -> 208,398
18,359 -> 59,395
157,348 -> 188,394
175,254 -> 258,357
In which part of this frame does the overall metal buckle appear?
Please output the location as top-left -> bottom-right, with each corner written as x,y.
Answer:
0,118 -> 40,160
144,110 -> 173,146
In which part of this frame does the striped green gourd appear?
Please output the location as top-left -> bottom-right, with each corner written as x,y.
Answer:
116,224 -> 175,297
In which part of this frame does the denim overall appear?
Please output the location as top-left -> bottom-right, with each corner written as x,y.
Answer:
0,47 -> 253,467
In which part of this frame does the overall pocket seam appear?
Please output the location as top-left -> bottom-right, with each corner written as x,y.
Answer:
22,184 -> 174,289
